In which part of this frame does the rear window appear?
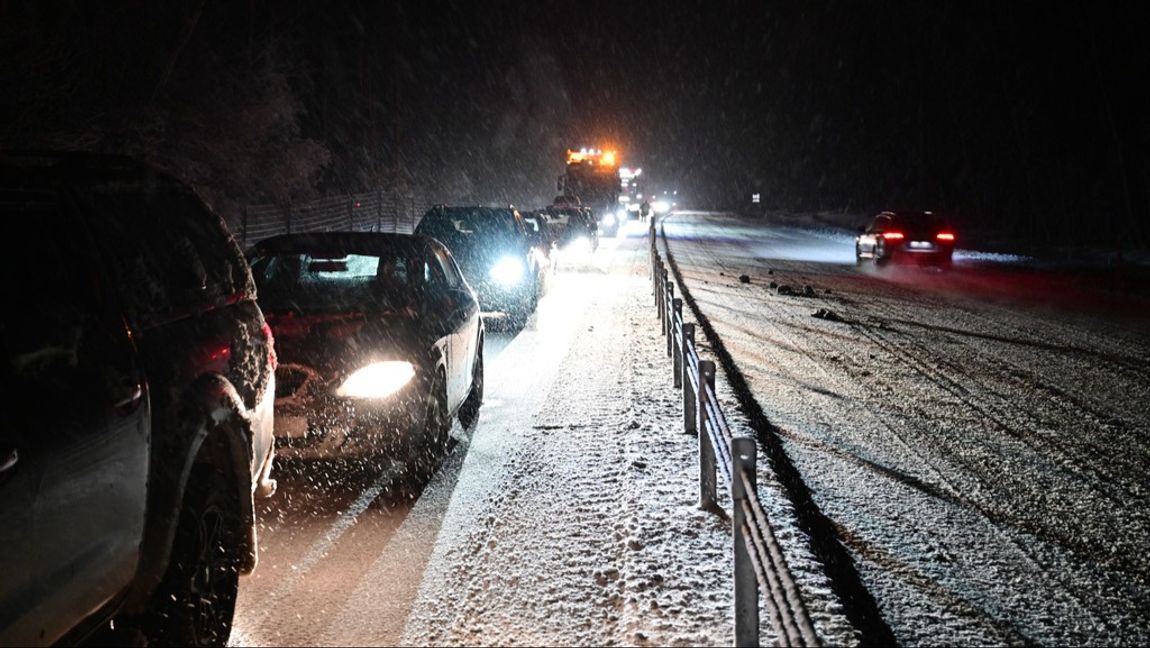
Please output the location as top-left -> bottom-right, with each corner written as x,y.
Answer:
249,250 -> 423,313
892,213 -> 948,231
84,191 -> 253,322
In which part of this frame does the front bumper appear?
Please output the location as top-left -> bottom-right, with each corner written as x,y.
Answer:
272,363 -> 424,460
473,279 -> 534,313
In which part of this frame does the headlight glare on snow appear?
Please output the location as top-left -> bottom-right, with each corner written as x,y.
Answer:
336,361 -> 415,399
490,256 -> 525,286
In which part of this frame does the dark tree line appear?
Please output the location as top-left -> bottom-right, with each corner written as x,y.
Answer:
0,1 -> 402,224
3,1 -> 1147,249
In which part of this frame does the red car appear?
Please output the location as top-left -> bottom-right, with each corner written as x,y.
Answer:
856,211 -> 956,268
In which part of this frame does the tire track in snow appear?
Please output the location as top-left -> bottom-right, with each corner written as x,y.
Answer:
661,212 -> 1150,644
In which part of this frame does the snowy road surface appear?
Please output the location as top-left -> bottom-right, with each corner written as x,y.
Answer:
231,228 -> 820,646
661,211 -> 1150,645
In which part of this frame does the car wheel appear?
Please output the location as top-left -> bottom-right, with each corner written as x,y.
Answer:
141,464 -> 241,647
874,244 -> 888,267
458,347 -> 484,429
410,371 -> 449,481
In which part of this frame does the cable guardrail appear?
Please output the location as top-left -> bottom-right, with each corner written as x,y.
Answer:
648,217 -> 820,648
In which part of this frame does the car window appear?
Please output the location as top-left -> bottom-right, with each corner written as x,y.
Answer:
250,250 -> 419,313
431,247 -> 464,289
1,198 -> 94,355
84,191 -> 252,322
417,208 -> 517,240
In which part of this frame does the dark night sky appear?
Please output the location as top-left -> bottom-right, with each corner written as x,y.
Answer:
2,1 -> 1148,246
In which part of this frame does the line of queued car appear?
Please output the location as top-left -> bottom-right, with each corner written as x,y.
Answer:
0,155 -> 492,647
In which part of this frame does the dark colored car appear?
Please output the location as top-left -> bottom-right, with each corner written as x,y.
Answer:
247,232 -> 483,472
0,152 -> 277,646
855,210 -> 956,268
541,205 -> 599,253
520,210 -> 557,270
415,206 -> 548,322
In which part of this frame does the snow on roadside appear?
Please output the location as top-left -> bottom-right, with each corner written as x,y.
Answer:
660,211 -> 1150,646
401,256 -> 735,645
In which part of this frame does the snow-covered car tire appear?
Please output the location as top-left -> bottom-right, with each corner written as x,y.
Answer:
409,371 -> 449,482
458,347 -> 484,429
141,463 -> 241,647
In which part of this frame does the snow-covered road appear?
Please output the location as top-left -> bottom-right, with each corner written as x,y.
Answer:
660,211 -> 1150,645
230,228 -> 756,646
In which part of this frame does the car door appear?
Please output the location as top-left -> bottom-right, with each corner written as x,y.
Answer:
0,202 -> 149,645
430,246 -> 478,408
862,214 -> 887,255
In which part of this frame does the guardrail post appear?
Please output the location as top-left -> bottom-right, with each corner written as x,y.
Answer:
665,281 -> 675,357
698,360 -> 717,511
683,323 -> 696,436
658,265 -> 667,330
672,299 -> 683,388
731,436 -> 760,647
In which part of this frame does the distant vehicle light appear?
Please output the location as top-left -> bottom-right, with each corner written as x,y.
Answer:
882,232 -> 905,240
653,200 -> 671,213
490,256 -> 526,286
936,232 -> 955,242
602,212 -> 617,226
336,361 -> 415,399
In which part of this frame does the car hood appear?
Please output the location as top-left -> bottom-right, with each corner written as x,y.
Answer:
264,309 -> 432,378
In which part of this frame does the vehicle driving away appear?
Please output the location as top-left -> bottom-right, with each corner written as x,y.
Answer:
0,152 -> 277,647
855,210 -> 956,268
415,205 -> 548,324
247,232 -> 484,476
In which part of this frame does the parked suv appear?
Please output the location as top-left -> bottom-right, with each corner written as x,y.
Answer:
0,152 -> 277,646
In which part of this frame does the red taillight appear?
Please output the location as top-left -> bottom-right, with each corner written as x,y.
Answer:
882,231 -> 905,240
262,321 -> 278,370
936,232 -> 955,242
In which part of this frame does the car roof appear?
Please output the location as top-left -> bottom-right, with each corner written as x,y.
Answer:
248,231 -> 435,257
878,210 -> 945,220
0,150 -> 196,196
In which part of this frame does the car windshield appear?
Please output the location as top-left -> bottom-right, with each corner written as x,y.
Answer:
543,208 -> 585,229
249,251 -> 421,313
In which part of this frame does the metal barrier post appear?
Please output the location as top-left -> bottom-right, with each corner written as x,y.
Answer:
698,360 -> 717,510
683,323 -> 696,435
672,299 -> 683,388
732,437 -> 760,647
665,281 -> 675,357
662,265 -> 671,331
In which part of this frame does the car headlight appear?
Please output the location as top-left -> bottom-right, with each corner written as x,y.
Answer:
564,236 -> 592,254
336,361 -> 415,399
602,212 -> 617,226
653,200 -> 671,213
489,256 -> 525,286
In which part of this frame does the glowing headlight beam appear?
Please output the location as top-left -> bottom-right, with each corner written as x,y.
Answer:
336,361 -> 415,399
490,256 -> 526,286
